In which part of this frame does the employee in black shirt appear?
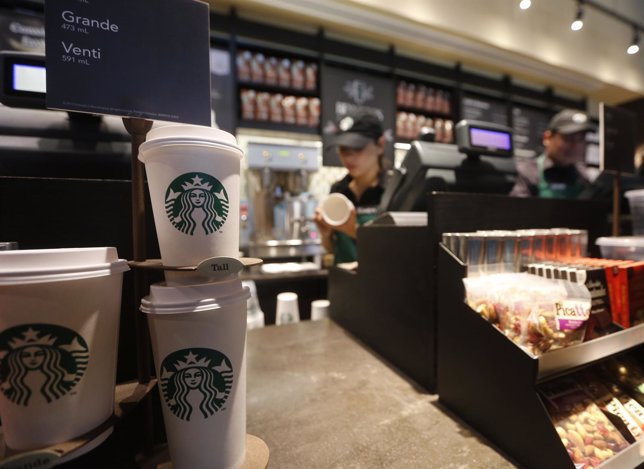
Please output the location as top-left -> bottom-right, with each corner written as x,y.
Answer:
510,109 -> 596,198
314,112 -> 386,263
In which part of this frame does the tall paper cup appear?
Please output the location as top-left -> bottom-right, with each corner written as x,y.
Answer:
138,125 -> 243,275
141,278 -> 250,469
0,247 -> 129,450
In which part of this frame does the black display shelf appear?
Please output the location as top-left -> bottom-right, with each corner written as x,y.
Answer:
237,82 -> 318,97
237,120 -> 319,134
436,244 -> 644,469
396,106 -> 453,120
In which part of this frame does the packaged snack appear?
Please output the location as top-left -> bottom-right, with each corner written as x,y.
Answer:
295,97 -> 309,126
278,58 -> 291,88
540,378 -> 630,468
269,93 -> 283,123
250,52 -> 265,83
414,84 -> 427,109
236,50 -> 252,82
308,98 -> 320,128
463,273 -> 591,355
264,56 -> 278,86
577,370 -> 642,442
255,92 -> 270,121
304,62 -> 317,91
281,95 -> 296,124
240,88 -> 256,120
396,81 -> 407,107
291,60 -> 305,89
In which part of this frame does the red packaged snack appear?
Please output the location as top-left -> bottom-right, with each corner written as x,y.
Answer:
295,97 -> 309,126
269,93 -> 283,123
240,88 -> 256,120
305,62 -> 317,91
307,98 -> 320,128
264,56 -> 278,86
278,58 -> 291,88
255,92 -> 270,121
236,50 -> 252,82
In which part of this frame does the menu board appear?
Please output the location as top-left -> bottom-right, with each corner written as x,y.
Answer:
321,65 -> 395,167
600,103 -> 636,173
512,106 -> 550,158
461,94 -> 509,127
44,0 -> 211,126
0,10 -> 45,53
210,47 -> 235,134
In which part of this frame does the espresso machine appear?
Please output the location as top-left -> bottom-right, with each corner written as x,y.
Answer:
244,141 -> 323,260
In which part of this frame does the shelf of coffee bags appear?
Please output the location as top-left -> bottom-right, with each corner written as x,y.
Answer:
436,244 -> 644,469
237,120 -> 319,135
0,380 -> 157,468
237,82 -> 318,98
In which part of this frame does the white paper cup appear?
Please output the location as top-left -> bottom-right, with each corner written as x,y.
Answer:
141,278 -> 250,469
310,299 -> 330,321
0,247 -> 129,451
320,193 -> 354,227
139,125 -> 243,275
275,292 -> 300,325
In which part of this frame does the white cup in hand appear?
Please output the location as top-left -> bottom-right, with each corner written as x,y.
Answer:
320,193 -> 355,226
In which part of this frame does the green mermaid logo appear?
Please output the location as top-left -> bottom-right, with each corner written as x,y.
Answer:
0,324 -> 89,406
160,348 -> 233,421
165,172 -> 229,235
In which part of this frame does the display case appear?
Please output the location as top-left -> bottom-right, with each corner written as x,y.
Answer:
437,244 -> 644,469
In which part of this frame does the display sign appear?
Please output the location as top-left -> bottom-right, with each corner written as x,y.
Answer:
321,65 -> 395,167
461,94 -> 509,127
45,0 -> 211,125
210,47 -> 235,134
512,106 -> 550,158
600,103 -> 636,173
0,11 -> 45,53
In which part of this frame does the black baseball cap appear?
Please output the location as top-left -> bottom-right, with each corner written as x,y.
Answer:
547,109 -> 596,135
331,112 -> 383,149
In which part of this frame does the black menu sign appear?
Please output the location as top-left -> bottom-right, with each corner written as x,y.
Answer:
600,103 -> 636,173
461,94 -> 509,127
321,65 -> 395,167
45,0 -> 211,126
512,106 -> 550,158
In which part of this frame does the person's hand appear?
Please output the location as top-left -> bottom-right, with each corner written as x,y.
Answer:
332,208 -> 358,239
314,207 -> 334,252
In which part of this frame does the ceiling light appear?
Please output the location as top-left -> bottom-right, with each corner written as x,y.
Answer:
627,28 -> 640,54
571,3 -> 584,31
519,0 -> 531,10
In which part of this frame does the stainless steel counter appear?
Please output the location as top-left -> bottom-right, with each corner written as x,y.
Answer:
246,319 -> 519,469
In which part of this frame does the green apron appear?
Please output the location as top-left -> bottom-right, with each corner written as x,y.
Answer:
333,211 -> 377,264
537,154 -> 583,199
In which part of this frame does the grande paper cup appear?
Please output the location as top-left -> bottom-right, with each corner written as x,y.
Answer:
141,278 -> 250,469
139,125 -> 243,276
0,247 -> 129,451
320,193 -> 355,227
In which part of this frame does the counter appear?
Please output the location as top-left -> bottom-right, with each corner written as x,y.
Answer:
246,319 -> 518,468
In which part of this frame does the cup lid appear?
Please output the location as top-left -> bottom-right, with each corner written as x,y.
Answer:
141,277 -> 250,315
0,247 -> 130,285
139,124 -> 243,160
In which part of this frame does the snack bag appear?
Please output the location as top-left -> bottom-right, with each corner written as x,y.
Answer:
464,273 -> 591,356
541,379 -> 630,469
577,370 -> 643,442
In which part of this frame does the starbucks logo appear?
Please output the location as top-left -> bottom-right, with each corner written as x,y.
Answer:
0,324 -> 89,406
160,348 -> 233,421
165,172 -> 229,236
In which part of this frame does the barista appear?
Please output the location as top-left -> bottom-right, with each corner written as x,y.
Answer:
315,112 -> 386,264
510,109 -> 596,198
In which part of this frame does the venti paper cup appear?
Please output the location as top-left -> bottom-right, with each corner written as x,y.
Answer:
138,125 -> 244,278
0,247 -> 129,451
320,193 -> 354,227
141,278 -> 250,469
